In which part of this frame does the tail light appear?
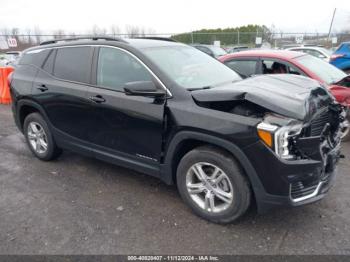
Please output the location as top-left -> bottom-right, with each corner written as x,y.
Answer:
7,71 -> 13,86
330,54 -> 345,62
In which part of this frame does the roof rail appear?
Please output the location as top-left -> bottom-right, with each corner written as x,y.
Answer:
40,36 -> 128,46
132,37 -> 177,42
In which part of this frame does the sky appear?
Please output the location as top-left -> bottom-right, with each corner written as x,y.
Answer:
0,0 -> 349,34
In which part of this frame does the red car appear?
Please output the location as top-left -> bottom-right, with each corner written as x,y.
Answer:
219,50 -> 350,140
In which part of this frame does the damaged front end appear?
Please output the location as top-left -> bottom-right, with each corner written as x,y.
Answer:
192,74 -> 345,207
257,102 -> 345,202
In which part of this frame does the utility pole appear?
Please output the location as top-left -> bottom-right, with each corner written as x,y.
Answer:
328,8 -> 337,40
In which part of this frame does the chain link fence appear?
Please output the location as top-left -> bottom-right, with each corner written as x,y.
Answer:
1,32 -> 350,52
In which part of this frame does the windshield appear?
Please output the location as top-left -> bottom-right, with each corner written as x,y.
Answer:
296,55 -> 347,84
142,45 -> 241,90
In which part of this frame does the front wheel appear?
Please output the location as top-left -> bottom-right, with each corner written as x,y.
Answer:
341,113 -> 350,142
176,146 -> 251,224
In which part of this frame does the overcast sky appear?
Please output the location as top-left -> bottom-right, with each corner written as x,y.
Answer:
0,0 -> 349,34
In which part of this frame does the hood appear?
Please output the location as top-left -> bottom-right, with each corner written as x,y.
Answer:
191,74 -> 333,121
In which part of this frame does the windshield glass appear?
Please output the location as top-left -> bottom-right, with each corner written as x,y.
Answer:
142,45 -> 241,90
296,55 -> 347,84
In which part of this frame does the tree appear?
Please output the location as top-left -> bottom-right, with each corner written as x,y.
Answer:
91,25 -> 107,36
33,26 -> 42,44
110,25 -> 121,37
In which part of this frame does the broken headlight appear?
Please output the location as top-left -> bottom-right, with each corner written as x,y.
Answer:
257,121 -> 303,160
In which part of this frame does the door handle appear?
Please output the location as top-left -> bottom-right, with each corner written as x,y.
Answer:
89,95 -> 106,103
36,84 -> 48,92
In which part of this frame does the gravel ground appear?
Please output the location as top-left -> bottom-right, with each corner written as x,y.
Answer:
0,104 -> 349,255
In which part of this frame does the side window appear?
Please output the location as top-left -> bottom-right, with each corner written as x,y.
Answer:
42,49 -> 56,74
54,47 -> 92,84
225,60 -> 257,78
262,59 -> 287,74
262,59 -> 302,75
97,47 -> 152,91
19,49 -> 51,67
287,64 -> 302,75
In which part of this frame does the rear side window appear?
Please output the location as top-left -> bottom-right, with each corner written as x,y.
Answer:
97,47 -> 152,91
19,49 -> 51,67
42,49 -> 56,74
225,60 -> 257,78
54,47 -> 92,84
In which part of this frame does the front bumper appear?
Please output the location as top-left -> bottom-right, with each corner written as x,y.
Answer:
243,140 -> 341,213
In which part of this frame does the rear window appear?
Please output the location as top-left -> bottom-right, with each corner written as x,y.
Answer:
19,49 -> 51,67
53,47 -> 93,84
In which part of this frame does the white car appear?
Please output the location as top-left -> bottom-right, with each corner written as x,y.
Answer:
286,46 -> 332,62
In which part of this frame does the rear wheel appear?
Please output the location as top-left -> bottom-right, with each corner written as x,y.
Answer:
24,113 -> 62,161
176,146 -> 251,223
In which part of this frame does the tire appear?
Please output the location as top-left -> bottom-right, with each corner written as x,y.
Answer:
23,112 -> 62,161
341,113 -> 350,142
176,146 -> 251,224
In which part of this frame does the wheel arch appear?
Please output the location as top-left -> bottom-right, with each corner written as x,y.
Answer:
17,99 -> 51,132
161,131 -> 265,197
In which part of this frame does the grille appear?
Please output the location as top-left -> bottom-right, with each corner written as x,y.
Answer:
310,110 -> 331,136
291,181 -> 318,200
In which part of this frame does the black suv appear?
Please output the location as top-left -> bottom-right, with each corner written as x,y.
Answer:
10,37 -> 345,223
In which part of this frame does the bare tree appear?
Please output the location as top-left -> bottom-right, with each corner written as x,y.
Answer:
91,25 -> 107,36
25,28 -> 33,44
33,26 -> 42,44
125,25 -> 141,37
110,25 -> 121,37
53,29 -> 66,39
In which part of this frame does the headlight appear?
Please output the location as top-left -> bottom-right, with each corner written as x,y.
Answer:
257,121 -> 302,160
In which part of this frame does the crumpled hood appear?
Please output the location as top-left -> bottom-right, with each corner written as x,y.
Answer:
191,74 -> 333,121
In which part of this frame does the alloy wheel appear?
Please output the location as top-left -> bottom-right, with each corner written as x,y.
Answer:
27,122 -> 48,154
186,162 -> 234,213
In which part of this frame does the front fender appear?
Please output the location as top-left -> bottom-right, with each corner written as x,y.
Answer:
160,130 -> 265,200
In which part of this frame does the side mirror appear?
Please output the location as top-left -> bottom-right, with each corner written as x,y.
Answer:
124,81 -> 166,97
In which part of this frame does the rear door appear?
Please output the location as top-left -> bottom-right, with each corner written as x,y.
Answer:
87,46 -> 166,165
32,46 -> 95,145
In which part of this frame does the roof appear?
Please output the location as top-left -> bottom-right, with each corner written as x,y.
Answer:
26,37 -> 185,53
219,49 -> 306,61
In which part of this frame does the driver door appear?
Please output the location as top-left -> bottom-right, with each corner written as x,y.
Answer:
87,46 -> 167,166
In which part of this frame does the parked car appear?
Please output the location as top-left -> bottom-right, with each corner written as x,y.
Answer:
0,51 -> 22,67
227,46 -> 249,53
330,42 -> 350,74
287,46 -> 331,62
0,53 -> 7,66
192,44 -> 227,59
219,50 -> 350,140
10,37 -> 345,223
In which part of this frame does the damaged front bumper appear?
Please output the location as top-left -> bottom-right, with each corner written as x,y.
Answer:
243,135 -> 342,213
